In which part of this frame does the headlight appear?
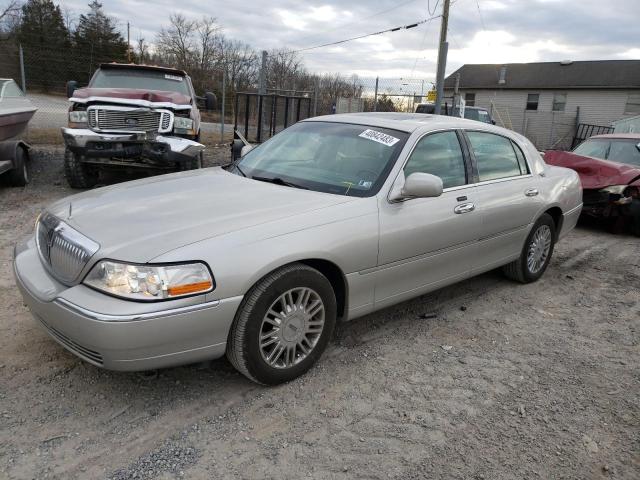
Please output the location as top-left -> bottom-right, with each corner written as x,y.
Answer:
84,260 -> 214,301
69,111 -> 88,123
174,116 -> 194,130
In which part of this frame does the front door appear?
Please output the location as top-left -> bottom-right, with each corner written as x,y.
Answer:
376,130 -> 482,308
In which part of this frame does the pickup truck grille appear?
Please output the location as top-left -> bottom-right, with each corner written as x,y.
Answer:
36,213 -> 100,285
87,106 -> 173,134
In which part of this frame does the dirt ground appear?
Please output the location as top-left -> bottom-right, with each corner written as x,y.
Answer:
1,146 -> 639,480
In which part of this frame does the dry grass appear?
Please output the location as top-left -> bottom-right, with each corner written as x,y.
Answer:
24,128 -> 64,145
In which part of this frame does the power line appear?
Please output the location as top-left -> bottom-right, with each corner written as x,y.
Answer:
475,0 -> 487,32
292,16 -> 441,53
295,0 -> 426,43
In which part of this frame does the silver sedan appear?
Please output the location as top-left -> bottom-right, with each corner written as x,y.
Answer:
14,113 -> 583,384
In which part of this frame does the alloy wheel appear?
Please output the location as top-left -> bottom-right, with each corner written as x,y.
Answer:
259,287 -> 325,369
527,225 -> 552,274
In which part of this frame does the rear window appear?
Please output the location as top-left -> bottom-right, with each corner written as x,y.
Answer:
90,69 -> 190,95
573,139 -> 609,159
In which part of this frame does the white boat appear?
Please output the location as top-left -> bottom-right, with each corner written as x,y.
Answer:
0,79 -> 37,186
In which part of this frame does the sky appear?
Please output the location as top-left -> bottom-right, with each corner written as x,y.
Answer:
57,0 -> 640,83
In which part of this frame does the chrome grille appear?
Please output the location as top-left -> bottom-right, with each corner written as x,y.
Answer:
87,106 -> 173,133
36,213 -> 100,285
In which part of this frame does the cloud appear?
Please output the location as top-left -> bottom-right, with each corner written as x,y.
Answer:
56,0 -> 640,81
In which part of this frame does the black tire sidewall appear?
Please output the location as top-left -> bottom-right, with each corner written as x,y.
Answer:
521,214 -> 556,282
241,268 -> 337,385
9,147 -> 28,186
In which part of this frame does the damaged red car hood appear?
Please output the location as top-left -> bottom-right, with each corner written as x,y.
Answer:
544,150 -> 640,189
71,87 -> 191,106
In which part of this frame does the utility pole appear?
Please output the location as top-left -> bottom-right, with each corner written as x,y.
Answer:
127,22 -> 131,63
258,50 -> 267,95
434,0 -> 451,114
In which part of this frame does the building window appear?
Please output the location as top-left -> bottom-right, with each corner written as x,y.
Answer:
552,92 -> 567,111
526,93 -> 539,111
625,93 -> 640,114
464,92 -> 476,106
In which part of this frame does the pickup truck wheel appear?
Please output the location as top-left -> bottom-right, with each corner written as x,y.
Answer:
227,263 -> 337,385
177,152 -> 203,171
64,148 -> 98,188
503,213 -> 556,283
8,146 -> 28,187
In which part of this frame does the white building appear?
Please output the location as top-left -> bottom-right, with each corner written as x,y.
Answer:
444,60 -> 640,150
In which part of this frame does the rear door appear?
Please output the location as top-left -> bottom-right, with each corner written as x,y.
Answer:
463,130 -> 544,273
375,130 -> 481,307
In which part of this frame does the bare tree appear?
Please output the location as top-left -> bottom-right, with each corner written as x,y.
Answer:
266,48 -> 304,91
195,16 -> 220,71
136,35 -> 148,63
156,13 -> 197,70
0,0 -> 20,32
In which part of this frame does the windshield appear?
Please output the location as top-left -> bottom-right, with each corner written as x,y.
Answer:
236,122 -> 409,197
465,109 -> 491,123
90,69 -> 190,95
574,138 -> 640,167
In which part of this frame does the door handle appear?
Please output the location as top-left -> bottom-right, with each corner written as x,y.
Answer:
454,203 -> 475,214
525,188 -> 539,197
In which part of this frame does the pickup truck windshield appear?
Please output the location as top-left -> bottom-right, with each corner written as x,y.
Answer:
90,69 -> 190,95
236,122 -> 409,197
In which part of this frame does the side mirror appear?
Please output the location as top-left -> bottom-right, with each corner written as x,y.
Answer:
231,139 -> 245,161
491,119 -> 496,125
204,92 -> 217,111
66,80 -> 79,99
241,145 -> 254,157
399,172 -> 443,199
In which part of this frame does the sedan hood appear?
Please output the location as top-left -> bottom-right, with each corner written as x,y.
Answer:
544,150 -> 640,189
47,168 -> 355,262
71,87 -> 192,106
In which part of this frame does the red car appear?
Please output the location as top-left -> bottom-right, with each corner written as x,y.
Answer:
545,134 -> 640,235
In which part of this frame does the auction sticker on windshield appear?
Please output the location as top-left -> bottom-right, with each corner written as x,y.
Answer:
359,129 -> 400,147
164,74 -> 184,82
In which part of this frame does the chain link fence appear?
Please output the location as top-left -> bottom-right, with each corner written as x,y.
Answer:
2,40 -> 579,151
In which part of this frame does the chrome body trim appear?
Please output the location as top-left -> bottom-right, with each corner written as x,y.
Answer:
55,297 -> 222,322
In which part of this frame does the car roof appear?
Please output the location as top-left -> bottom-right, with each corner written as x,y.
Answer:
303,112 -> 497,133
589,133 -> 640,140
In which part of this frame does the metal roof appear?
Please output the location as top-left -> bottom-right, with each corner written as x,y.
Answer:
444,60 -> 640,90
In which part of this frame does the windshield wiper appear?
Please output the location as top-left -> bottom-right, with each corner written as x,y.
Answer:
251,175 -> 308,190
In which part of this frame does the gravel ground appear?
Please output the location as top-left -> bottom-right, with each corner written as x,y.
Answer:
1,146 -> 639,479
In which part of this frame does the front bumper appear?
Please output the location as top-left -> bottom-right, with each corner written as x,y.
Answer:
61,128 -> 204,164
13,236 -> 242,371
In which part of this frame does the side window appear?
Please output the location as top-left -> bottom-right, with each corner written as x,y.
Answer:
526,93 -> 539,111
466,131 -> 523,182
404,131 -> 467,189
464,92 -> 476,107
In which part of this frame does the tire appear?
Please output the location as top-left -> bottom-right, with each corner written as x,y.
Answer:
503,213 -> 556,283
8,146 -> 28,187
630,200 -> 640,237
177,151 -> 203,171
64,148 -> 98,188
227,263 -> 337,385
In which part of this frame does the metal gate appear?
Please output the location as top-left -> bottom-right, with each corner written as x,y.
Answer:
234,92 -> 313,144
572,123 -> 614,149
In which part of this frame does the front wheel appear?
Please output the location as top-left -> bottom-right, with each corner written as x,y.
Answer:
227,264 -> 337,385
503,213 -> 556,283
64,148 -> 98,188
